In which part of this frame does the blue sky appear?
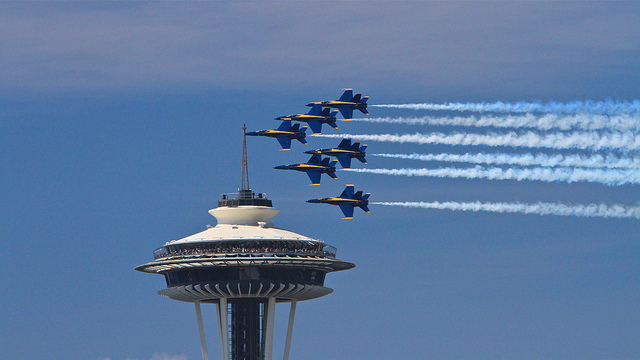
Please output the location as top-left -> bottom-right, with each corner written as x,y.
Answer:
1,2 -> 639,360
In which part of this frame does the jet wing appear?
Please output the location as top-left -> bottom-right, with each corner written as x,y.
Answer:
277,120 -> 293,131
339,185 -> 355,198
337,138 -> 352,149
339,89 -> 353,102
307,171 -> 321,185
276,136 -> 292,150
307,120 -> 323,135
339,204 -> 354,219
338,106 -> 353,119
336,155 -> 352,169
308,104 -> 323,116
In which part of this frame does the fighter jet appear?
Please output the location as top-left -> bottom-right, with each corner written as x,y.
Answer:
274,154 -> 337,185
246,120 -> 307,151
304,138 -> 367,169
307,184 -> 371,219
306,88 -> 369,119
275,104 -> 339,135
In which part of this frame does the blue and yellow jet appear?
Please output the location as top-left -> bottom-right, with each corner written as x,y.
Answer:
246,120 -> 307,151
304,138 -> 367,169
275,104 -> 339,135
307,184 -> 371,219
274,154 -> 337,185
306,88 -> 369,119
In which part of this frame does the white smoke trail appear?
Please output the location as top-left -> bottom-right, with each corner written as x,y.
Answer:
352,114 -> 640,131
371,99 -> 640,115
313,131 -> 640,152
372,152 -> 640,170
343,166 -> 640,186
372,201 -> 640,219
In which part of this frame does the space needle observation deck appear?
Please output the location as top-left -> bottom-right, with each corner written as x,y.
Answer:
135,189 -> 353,303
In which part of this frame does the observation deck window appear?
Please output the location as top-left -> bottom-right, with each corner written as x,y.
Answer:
164,267 -> 327,287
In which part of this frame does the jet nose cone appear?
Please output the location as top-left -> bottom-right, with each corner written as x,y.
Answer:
305,103 -> 314,107
306,199 -> 320,203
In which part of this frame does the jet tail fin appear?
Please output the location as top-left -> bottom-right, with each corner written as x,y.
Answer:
360,193 -> 371,213
359,96 -> 370,115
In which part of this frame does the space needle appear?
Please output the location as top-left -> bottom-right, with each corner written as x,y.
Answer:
136,126 -> 354,360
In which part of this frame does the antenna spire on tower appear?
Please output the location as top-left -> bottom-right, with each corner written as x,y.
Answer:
241,124 -> 250,191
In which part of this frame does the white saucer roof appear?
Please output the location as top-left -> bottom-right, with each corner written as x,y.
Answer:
165,205 -> 320,245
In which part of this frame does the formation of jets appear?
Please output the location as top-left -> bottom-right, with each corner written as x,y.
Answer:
246,88 -> 372,218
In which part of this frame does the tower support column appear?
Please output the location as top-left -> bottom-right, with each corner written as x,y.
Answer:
264,297 -> 276,360
283,300 -> 297,360
195,301 -> 210,360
